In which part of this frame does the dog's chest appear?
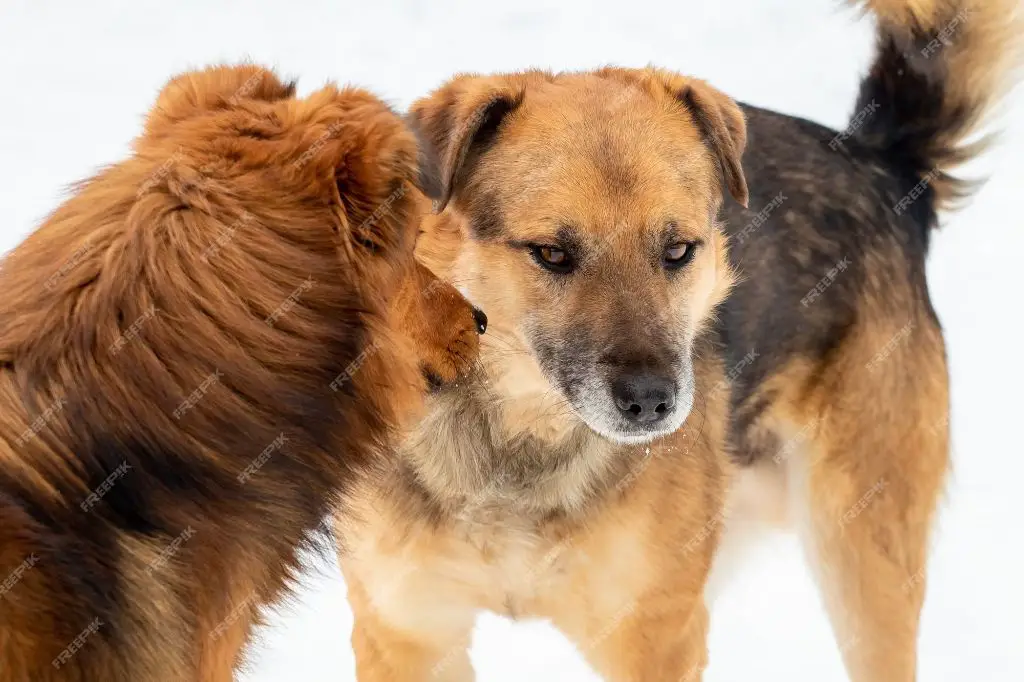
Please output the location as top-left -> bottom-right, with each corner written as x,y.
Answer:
434,511 -> 575,617
355,485 -> 658,638
354,402 -> 652,628
356,505 -> 582,629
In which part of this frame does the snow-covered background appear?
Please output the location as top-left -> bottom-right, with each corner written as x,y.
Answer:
1,1 -> 1021,680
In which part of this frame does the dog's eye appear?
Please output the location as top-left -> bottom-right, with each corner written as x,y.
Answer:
530,245 -> 574,274
663,242 -> 698,270
539,247 -> 567,265
354,227 -> 384,254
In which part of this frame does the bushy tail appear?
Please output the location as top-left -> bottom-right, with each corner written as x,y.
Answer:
847,0 -> 1024,213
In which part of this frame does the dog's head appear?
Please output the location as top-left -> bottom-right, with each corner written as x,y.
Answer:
140,64 -> 430,291
134,64 -> 481,391
411,68 -> 744,444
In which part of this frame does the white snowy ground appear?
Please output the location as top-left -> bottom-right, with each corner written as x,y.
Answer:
1,1 -> 1021,680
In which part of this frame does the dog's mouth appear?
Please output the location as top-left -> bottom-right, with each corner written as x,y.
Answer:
525,330 -> 695,444
568,371 -> 695,445
422,367 -> 445,393
536,356 -> 695,445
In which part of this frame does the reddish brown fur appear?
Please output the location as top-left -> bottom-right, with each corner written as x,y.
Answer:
0,64 -> 480,681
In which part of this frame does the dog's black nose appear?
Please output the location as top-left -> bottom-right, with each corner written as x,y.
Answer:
611,372 -> 676,424
472,308 -> 487,334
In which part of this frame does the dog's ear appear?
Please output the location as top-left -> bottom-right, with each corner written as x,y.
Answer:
407,76 -> 525,212
677,77 -> 748,208
287,86 -> 424,264
598,67 -> 749,208
143,64 -> 296,138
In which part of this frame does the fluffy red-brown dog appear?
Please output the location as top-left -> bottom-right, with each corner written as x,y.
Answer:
0,64 -> 482,681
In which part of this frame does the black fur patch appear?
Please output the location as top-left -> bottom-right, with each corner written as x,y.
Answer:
714,104 -> 938,464
849,18 -> 972,214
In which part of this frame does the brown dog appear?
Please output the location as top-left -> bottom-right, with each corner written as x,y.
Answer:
335,0 -> 1021,679
0,64 -> 482,681
337,67 -> 742,681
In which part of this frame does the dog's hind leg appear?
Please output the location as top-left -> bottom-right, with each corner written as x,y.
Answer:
196,608 -> 253,682
785,314 -> 949,681
186,547 -> 265,682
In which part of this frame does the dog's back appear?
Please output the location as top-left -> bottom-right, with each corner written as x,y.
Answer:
718,0 -> 1023,437
0,147 -> 364,680
711,2 -> 1021,678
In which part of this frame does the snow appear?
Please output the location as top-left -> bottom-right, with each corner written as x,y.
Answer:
1,1 -> 1021,680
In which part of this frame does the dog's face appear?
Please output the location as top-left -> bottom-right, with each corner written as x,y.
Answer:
412,69 -> 745,443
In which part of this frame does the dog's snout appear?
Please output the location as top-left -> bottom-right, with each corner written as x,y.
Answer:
611,372 -> 676,424
472,307 -> 487,335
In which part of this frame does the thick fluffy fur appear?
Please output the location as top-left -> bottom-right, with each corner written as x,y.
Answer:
0,64 -> 481,681
848,0 -> 1023,209
334,0 -> 1022,680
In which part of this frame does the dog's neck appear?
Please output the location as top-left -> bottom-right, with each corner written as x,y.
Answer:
397,325 -> 645,520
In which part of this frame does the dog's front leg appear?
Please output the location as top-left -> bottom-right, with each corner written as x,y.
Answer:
555,589 -> 710,682
345,573 -> 475,682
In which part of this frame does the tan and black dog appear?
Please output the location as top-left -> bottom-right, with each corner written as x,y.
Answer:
0,64 -> 483,681
335,1 -> 1021,680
